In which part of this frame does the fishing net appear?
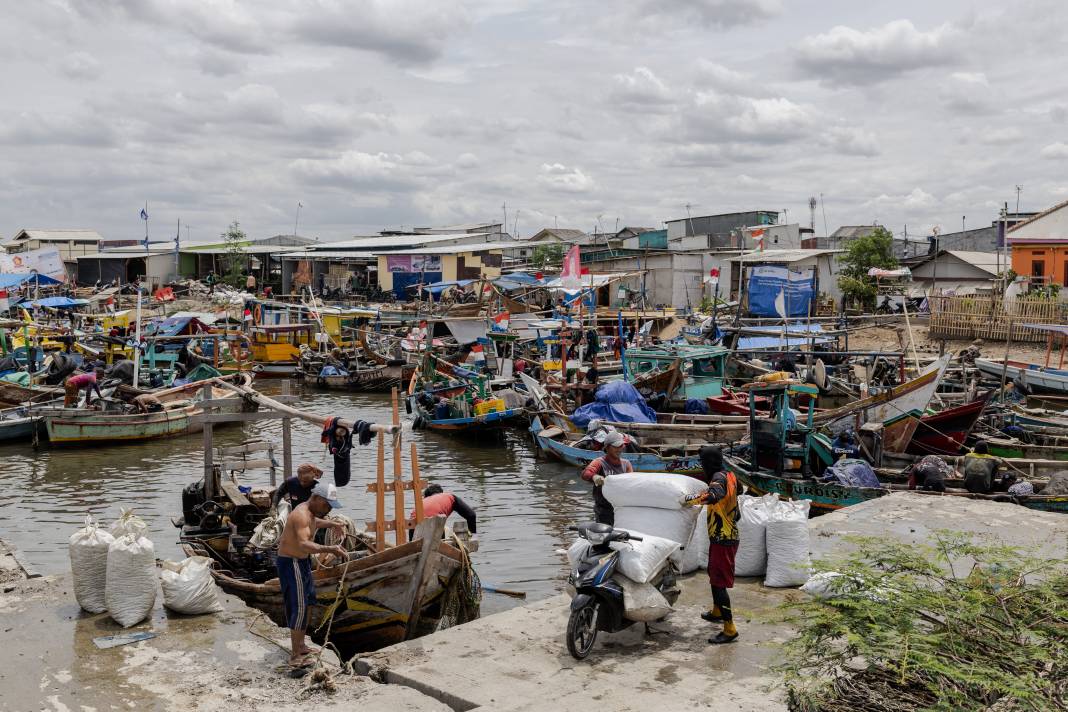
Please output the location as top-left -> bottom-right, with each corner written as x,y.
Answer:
435,536 -> 482,631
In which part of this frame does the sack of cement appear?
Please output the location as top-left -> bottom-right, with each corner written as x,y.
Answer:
617,574 -> 672,622
614,506 -> 699,564
105,532 -> 157,627
603,472 -> 708,510
735,494 -> 778,577
160,556 -> 223,615
69,514 -> 115,614
108,508 -> 148,540
613,530 -> 680,584
678,507 -> 709,574
764,498 -> 812,588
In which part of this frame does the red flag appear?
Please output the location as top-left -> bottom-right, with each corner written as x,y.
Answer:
580,266 -> 590,276
493,311 -> 510,330
561,245 -> 581,289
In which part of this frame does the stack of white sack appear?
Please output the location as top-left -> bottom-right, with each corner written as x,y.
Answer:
105,511 -> 158,627
69,514 -> 114,614
566,530 -> 679,584
160,556 -> 224,615
764,498 -> 812,588
617,574 -> 672,622
735,494 -> 780,577
603,473 -> 707,570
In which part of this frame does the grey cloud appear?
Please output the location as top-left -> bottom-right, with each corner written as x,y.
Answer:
622,0 -> 781,29
0,111 -> 120,147
822,126 -> 880,157
796,19 -> 962,85
60,51 -> 101,80
610,67 -> 673,110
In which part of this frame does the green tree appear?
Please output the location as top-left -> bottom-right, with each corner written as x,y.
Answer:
837,226 -> 897,309
531,243 -> 565,271
221,220 -> 248,287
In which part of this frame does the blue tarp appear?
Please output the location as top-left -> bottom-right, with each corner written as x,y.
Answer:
736,322 -> 831,350
570,381 -> 657,429
494,272 -> 541,291
21,296 -> 88,308
0,273 -> 63,288
421,279 -> 476,296
747,265 -> 815,317
819,458 -> 885,489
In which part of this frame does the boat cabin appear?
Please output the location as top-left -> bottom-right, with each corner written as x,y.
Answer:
624,345 -> 728,402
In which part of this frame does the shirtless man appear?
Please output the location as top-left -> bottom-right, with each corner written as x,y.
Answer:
276,480 -> 347,665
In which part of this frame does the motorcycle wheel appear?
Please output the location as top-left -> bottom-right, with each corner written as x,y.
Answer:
566,601 -> 599,660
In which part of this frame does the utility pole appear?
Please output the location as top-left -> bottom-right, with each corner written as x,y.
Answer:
819,193 -> 829,240
502,203 -> 507,236
294,202 -> 302,238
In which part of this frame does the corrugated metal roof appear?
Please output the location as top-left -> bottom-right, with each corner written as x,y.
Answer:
316,233 -> 491,250
728,249 -> 842,264
10,228 -> 104,244
276,251 -> 378,260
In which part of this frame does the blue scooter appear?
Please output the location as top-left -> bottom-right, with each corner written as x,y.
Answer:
565,522 -> 680,660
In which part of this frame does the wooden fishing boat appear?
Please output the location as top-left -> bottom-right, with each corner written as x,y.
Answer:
0,378 -> 63,406
300,360 -> 414,393
731,462 -> 890,514
33,374 -> 255,446
530,415 -> 704,474
0,405 -> 40,443
594,417 -> 748,446
814,355 -> 951,453
249,324 -> 314,377
183,516 -> 473,654
982,437 -> 1068,462
905,393 -> 991,456
975,358 -> 1068,394
409,354 -> 525,435
624,345 -> 728,406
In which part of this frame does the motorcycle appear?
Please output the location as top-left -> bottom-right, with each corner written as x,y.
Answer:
565,522 -> 680,660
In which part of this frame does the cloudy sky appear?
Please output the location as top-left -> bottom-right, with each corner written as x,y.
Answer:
1,0 -> 1065,243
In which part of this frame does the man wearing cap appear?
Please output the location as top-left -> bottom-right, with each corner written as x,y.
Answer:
276,480 -> 347,666
580,431 -> 633,525
272,463 -> 323,509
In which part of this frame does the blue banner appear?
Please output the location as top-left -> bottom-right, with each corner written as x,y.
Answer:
747,265 -> 815,317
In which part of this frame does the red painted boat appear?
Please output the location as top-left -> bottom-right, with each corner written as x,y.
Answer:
905,392 -> 992,456
707,388 -> 770,416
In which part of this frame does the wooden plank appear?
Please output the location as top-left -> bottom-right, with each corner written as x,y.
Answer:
215,440 -> 271,456
403,515 -> 447,639
366,480 -> 416,493
192,412 -> 289,425
364,518 -> 415,533
218,458 -> 274,471
411,443 -> 425,524
219,480 -> 252,507
282,417 -> 292,482
375,431 -> 386,551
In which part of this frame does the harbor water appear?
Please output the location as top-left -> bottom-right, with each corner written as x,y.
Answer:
0,381 -> 590,614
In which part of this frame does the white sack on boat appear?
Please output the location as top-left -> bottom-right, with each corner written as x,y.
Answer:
618,574 -> 672,622
160,556 -> 223,615
603,473 -> 708,511
614,506 -> 698,565
764,499 -> 812,588
735,494 -> 778,577
69,514 -> 114,614
106,532 -> 157,627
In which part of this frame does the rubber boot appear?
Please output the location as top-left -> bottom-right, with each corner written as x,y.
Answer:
709,621 -> 738,645
701,605 -> 723,623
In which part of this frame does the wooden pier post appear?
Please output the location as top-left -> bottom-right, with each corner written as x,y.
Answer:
202,383 -> 215,500
392,388 -> 405,547
375,431 -> 386,550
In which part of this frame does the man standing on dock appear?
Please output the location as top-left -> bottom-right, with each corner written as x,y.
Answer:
697,445 -> 740,645
276,481 -> 347,666
581,431 -> 633,525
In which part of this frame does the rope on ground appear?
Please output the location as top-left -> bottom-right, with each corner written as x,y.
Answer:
298,555 -> 355,699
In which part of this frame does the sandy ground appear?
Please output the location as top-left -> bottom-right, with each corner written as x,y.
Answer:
0,543 -> 450,712
846,321 -> 1053,364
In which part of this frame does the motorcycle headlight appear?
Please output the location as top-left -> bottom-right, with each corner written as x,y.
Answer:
586,531 -> 608,545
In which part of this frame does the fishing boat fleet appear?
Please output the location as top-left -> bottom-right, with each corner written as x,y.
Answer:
7,269 -> 1068,656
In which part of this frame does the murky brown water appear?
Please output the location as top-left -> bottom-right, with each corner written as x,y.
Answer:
0,382 -> 591,613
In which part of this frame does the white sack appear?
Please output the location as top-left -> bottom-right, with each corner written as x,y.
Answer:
617,574 -> 672,622
566,539 -> 589,571
678,507 -> 710,574
603,473 -> 708,511
764,499 -> 812,588
613,530 -> 680,584
614,506 -> 699,564
160,556 -> 223,615
735,494 -> 777,577
108,508 -> 147,540
69,514 -> 114,614
800,572 -> 845,599
105,533 -> 158,627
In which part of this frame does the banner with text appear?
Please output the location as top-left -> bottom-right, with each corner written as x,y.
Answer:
0,247 -> 67,282
747,265 -> 814,318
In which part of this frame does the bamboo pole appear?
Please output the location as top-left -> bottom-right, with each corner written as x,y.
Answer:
375,431 -> 386,551
392,388 -> 404,547
411,443 -> 424,524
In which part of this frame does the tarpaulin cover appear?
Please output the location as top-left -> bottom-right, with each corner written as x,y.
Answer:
819,458 -> 885,489
421,279 -> 475,296
444,319 -> 487,344
570,380 -> 657,428
22,296 -> 88,308
747,266 -> 814,318
867,267 -> 911,279
0,272 -> 62,288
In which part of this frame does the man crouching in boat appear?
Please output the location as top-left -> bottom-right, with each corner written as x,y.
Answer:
276,481 -> 347,666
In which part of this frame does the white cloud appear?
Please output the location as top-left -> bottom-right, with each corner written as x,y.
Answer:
796,19 -> 961,84
538,163 -> 594,193
621,0 -> 782,29
1040,142 -> 1068,159
611,67 -> 672,107
822,126 -> 880,157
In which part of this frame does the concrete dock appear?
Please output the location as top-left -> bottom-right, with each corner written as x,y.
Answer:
3,493 -> 1066,712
